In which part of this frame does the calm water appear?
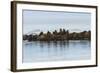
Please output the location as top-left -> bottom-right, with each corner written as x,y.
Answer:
22,40 -> 91,63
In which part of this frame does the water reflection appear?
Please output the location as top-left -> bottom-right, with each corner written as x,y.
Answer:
23,40 -> 91,62
37,41 -> 70,49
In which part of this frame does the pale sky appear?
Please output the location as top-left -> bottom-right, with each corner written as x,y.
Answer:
23,10 -> 91,34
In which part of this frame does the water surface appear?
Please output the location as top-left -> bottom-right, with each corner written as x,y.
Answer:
22,40 -> 91,63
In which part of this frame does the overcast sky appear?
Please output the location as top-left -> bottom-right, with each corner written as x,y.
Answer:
23,10 -> 91,34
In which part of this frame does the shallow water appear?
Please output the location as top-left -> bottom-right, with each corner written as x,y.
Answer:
22,40 -> 91,63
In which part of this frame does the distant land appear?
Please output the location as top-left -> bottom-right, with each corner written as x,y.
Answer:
23,28 -> 91,41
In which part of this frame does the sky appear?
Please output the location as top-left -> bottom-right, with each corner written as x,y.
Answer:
23,10 -> 91,34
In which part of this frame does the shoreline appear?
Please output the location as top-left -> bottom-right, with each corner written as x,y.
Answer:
23,29 -> 91,42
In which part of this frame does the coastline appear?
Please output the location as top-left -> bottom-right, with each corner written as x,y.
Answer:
23,29 -> 91,42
